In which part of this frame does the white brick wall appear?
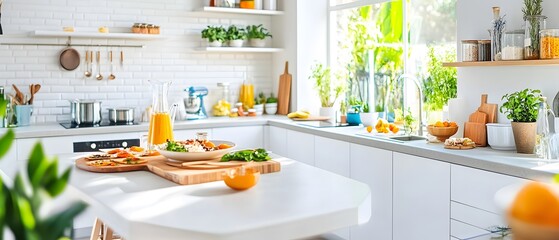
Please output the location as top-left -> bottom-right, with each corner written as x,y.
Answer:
0,0 -> 277,124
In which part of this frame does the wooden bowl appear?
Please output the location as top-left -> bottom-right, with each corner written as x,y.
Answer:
427,125 -> 459,141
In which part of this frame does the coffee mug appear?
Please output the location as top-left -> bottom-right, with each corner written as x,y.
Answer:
15,105 -> 33,126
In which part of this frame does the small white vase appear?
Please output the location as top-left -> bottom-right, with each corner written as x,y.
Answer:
265,103 -> 277,115
249,39 -> 266,47
228,39 -> 244,47
253,104 -> 264,115
360,112 -> 376,127
319,107 -> 336,124
208,40 -> 223,47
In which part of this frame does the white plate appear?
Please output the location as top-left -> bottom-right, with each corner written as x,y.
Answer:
158,140 -> 236,162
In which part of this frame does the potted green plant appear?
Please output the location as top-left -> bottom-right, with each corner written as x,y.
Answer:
522,0 -> 545,59
310,63 -> 344,123
360,103 -> 375,127
246,24 -> 272,47
226,25 -> 246,47
0,97 -> 87,239
500,88 -> 543,153
253,92 -> 265,115
201,25 -> 227,47
265,93 -> 278,115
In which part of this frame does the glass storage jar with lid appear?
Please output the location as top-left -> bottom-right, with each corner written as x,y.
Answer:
461,40 -> 479,62
502,30 -> 524,60
478,40 -> 491,61
540,29 -> 559,59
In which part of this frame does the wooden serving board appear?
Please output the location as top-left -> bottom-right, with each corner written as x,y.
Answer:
291,116 -> 330,121
277,61 -> 292,115
147,158 -> 281,185
478,94 -> 498,123
75,155 -> 166,173
76,155 -> 281,185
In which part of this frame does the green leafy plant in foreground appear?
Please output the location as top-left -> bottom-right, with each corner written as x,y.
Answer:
0,97 -> 86,240
500,88 -> 542,122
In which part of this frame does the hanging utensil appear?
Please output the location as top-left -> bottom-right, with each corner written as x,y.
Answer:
95,51 -> 103,80
108,51 -> 116,80
59,46 -> 80,71
28,84 -> 34,105
12,84 -> 24,105
120,50 -> 124,68
84,51 -> 92,78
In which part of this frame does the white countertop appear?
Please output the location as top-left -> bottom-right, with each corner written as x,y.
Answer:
64,154 -> 371,240
5,116 -> 559,180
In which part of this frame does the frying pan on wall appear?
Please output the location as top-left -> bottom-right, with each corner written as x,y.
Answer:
59,47 -> 80,71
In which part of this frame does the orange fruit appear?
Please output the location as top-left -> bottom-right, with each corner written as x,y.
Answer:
204,141 -> 216,149
509,182 -> 559,227
443,121 -> 450,127
449,121 -> 458,127
218,143 -> 233,149
391,126 -> 399,134
366,126 -> 373,133
223,168 -> 260,190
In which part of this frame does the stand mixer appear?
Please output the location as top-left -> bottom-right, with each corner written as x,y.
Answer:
184,86 -> 208,120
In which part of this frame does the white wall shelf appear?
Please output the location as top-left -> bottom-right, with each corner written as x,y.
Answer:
30,30 -> 164,40
196,47 -> 283,53
197,6 -> 284,16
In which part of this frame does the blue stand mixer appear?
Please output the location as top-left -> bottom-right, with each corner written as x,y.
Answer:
184,86 -> 208,120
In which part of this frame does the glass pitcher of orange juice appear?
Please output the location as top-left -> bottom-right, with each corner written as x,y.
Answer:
147,80 -> 177,150
239,81 -> 254,111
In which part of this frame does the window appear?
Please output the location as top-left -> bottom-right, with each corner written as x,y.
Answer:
329,0 -> 457,124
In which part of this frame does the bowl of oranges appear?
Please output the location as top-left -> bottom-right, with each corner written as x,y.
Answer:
427,121 -> 458,142
504,182 -> 559,240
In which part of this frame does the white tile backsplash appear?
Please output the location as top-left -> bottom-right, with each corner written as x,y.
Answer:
1,0 -> 276,123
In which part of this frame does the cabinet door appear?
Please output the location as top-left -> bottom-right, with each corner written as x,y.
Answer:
174,128 -> 212,140
267,126 -> 288,156
286,130 -> 315,166
350,144 -> 393,240
314,136 -> 350,177
212,126 -> 264,149
0,139 -> 18,180
393,152 -> 450,240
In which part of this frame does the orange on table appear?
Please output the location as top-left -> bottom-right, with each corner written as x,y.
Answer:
223,167 -> 260,190
509,182 -> 559,227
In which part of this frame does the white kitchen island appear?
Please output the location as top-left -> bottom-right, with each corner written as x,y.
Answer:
65,154 -> 371,240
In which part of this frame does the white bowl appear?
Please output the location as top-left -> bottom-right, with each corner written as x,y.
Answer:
158,140 -> 236,161
486,123 -> 516,151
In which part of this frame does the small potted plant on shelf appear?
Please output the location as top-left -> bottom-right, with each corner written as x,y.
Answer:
500,88 -> 542,154
253,92 -> 266,115
265,93 -> 278,115
246,24 -> 272,47
201,25 -> 227,47
226,25 -> 246,47
310,62 -> 344,123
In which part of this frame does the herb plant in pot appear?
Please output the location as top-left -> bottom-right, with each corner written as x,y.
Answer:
500,88 -> 543,154
360,103 -> 375,127
310,63 -> 344,124
226,25 -> 246,47
201,25 -> 226,47
253,92 -> 265,115
246,24 -> 272,47
265,93 -> 278,115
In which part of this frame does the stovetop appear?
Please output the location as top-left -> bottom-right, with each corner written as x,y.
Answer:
59,121 -> 138,129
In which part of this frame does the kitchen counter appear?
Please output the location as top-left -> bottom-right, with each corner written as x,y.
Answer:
64,153 -> 371,240
4,116 -> 559,180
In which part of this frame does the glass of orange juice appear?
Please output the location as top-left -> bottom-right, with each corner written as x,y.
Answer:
147,80 -> 177,151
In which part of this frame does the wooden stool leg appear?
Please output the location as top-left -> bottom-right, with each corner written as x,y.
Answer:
90,218 -> 103,240
103,226 -> 114,240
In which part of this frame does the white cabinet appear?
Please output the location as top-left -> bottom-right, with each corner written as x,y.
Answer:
266,126 -> 288,156
349,144 -> 393,240
212,126 -> 264,149
314,136 -> 350,177
174,128 -> 212,140
0,139 -> 18,180
286,130 -> 315,166
393,153 -> 450,240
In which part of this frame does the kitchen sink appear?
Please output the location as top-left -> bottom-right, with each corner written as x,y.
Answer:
388,135 -> 427,141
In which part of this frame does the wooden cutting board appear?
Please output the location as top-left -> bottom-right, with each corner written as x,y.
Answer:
478,94 -> 498,123
76,155 -> 281,185
463,110 -> 488,147
147,158 -> 281,185
277,61 -> 292,115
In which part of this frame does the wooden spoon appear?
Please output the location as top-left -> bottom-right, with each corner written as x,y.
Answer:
12,84 -> 24,105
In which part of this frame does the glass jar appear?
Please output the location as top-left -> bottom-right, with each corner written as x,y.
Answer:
490,7 -> 505,61
477,40 -> 491,61
524,15 -> 547,60
540,29 -> 559,59
461,40 -> 479,62
502,30 -> 524,60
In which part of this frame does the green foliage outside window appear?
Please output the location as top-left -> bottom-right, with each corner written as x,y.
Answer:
422,46 -> 457,111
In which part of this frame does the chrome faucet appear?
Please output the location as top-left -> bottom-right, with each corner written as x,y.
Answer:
396,74 -> 424,136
